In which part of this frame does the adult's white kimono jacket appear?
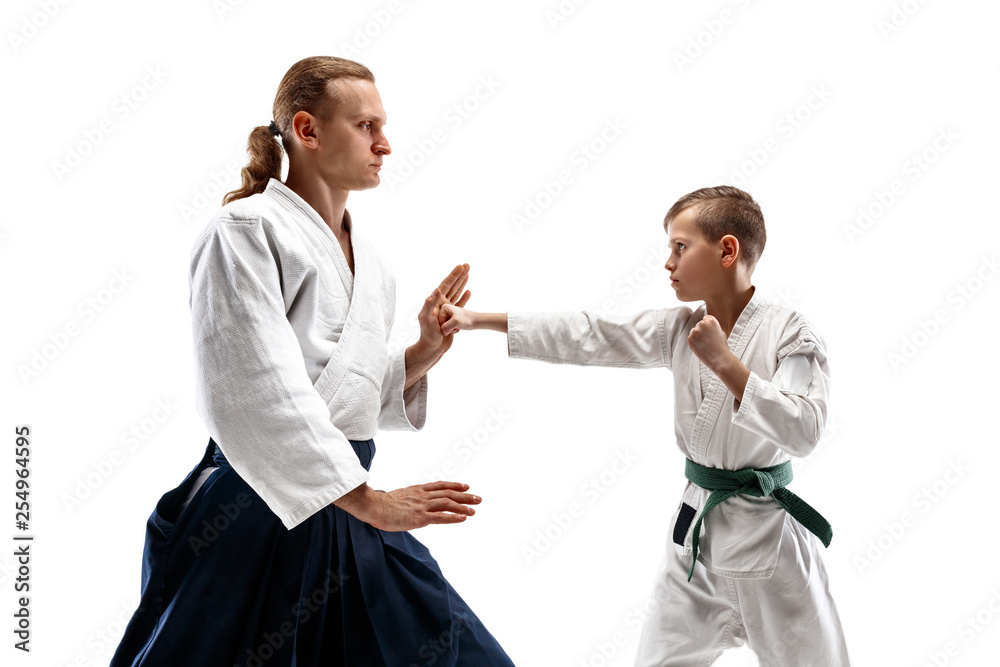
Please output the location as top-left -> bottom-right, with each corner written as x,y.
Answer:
188,177 -> 426,530
507,288 -> 829,578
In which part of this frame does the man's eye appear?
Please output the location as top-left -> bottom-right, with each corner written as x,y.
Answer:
362,122 -> 371,130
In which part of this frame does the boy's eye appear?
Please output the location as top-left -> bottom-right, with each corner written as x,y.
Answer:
677,243 -> 685,251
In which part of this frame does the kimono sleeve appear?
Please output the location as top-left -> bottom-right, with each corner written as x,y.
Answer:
507,308 -> 671,368
189,215 -> 370,530
659,305 -> 697,371
730,314 -> 831,458
372,254 -> 427,431
377,299 -> 428,431
378,349 -> 427,431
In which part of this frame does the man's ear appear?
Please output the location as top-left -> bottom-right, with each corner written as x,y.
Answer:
720,234 -> 740,269
291,110 -> 320,149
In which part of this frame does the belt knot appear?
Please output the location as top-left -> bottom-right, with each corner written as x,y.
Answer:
735,468 -> 777,497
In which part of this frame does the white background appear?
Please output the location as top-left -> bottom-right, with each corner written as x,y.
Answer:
3,1 -> 999,665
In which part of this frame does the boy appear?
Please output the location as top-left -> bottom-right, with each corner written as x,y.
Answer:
439,186 -> 851,665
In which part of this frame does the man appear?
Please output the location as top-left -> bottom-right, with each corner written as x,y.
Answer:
111,56 -> 515,667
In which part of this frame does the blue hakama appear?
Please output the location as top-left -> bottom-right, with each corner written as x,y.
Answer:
111,438 -> 515,666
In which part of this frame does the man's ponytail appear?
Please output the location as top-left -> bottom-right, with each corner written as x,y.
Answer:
222,125 -> 284,205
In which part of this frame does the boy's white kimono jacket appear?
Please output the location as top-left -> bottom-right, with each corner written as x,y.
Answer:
507,288 -> 829,578
188,177 -> 426,530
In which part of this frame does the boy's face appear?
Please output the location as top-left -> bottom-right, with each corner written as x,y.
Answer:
664,206 -> 725,302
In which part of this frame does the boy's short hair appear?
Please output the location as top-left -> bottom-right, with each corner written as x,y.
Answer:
663,186 -> 766,272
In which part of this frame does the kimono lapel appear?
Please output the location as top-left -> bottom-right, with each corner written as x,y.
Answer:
312,233 -> 374,402
266,178 -> 355,298
688,289 -> 766,462
263,179 -> 374,403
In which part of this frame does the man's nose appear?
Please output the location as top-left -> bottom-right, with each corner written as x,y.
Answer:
374,136 -> 391,156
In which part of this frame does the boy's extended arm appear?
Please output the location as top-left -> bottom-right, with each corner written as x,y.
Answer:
465,311 -> 509,333
441,304 -> 670,369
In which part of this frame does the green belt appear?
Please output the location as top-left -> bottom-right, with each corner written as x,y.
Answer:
683,458 -> 833,582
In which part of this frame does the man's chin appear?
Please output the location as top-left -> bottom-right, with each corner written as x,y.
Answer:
350,177 -> 381,192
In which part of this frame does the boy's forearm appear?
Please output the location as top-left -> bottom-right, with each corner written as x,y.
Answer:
471,312 -> 508,333
711,351 -> 751,407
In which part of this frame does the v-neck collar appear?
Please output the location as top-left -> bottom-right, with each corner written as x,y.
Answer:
722,286 -> 762,351
264,178 -> 356,283
689,286 -> 765,461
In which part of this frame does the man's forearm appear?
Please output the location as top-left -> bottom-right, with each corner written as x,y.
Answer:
333,481 -> 379,522
404,341 -> 444,391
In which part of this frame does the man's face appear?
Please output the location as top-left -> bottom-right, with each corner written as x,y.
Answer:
312,78 -> 390,192
664,206 -> 721,302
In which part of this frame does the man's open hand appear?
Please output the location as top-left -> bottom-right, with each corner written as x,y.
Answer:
416,263 -> 472,356
335,481 -> 482,531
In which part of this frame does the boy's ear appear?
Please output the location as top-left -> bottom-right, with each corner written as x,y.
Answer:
720,234 -> 740,268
